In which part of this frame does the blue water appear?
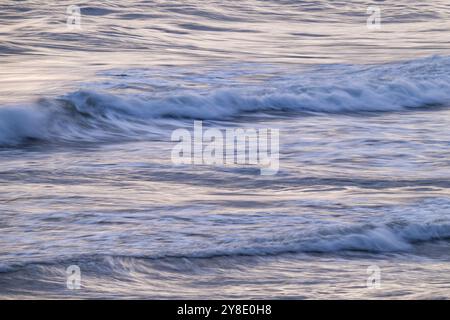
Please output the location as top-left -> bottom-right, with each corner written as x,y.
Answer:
1,0 -> 450,299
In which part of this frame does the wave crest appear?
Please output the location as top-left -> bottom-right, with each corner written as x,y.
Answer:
1,56 -> 450,147
1,221 -> 449,274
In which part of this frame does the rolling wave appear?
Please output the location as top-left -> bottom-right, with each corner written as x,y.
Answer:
1,220 -> 449,274
1,56 -> 450,147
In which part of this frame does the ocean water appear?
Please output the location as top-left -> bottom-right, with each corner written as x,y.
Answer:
1,0 -> 450,299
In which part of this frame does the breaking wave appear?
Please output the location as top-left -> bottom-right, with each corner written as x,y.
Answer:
1,220 -> 449,273
1,55 -> 450,147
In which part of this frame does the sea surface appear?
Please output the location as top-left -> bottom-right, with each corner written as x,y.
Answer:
1,0 -> 450,299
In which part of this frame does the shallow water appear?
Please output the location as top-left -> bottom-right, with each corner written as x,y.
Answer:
1,0 -> 450,299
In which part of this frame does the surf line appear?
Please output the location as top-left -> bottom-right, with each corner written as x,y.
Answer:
171,120 -> 280,175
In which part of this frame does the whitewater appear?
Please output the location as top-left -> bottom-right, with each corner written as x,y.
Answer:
1,0 -> 450,299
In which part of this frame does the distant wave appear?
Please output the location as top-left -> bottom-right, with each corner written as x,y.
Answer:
1,56 -> 450,147
1,220 -> 449,274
